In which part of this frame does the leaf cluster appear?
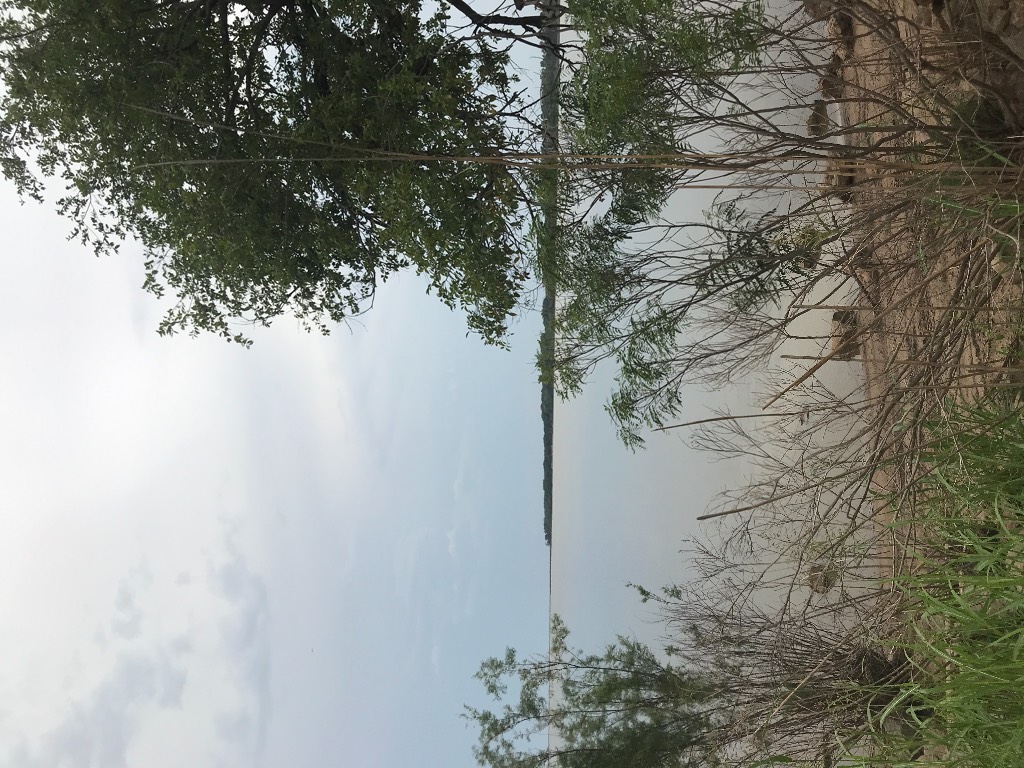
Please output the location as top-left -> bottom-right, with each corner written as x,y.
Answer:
466,616 -> 726,768
0,0 -> 531,343
546,0 -> 770,444
698,200 -> 823,314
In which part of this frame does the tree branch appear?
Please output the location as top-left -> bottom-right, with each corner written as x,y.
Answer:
442,0 -> 547,30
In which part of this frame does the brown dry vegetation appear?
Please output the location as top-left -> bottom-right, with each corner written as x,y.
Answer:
811,0 -> 1024,560
660,1 -> 1024,763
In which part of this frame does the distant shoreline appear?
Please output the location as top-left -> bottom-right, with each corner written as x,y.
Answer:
540,288 -> 554,545
538,10 -> 559,546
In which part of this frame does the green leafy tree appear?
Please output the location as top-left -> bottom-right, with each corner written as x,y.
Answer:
545,0 -> 769,445
0,0 -> 539,343
466,616 -> 726,768
698,201 -> 826,313
551,196 -> 827,446
549,170 -> 681,448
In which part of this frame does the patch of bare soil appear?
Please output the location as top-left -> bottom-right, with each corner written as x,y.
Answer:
801,0 -> 1024,576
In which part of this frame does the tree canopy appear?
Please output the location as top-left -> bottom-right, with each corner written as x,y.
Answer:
466,616 -> 726,768
0,0 -> 823,447
547,0 -> 769,446
0,0 -> 543,343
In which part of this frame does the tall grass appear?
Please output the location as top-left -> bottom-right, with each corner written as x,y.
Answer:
872,398 -> 1024,767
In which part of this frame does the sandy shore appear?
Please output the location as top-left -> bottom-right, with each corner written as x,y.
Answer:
788,0 -> 1024,591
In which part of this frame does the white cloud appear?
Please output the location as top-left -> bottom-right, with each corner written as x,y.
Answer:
6,652 -> 186,768
208,540 -> 272,762
111,584 -> 143,641
0,528 -> 273,768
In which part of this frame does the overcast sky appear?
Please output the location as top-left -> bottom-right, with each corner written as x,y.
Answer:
0,154 -> 773,767
1,173 -> 556,767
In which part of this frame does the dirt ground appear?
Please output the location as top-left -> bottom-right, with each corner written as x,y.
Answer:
797,0 -> 1024,580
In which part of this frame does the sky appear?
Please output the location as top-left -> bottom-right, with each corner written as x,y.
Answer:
0,169 -> 763,766
0,175 -> 559,767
